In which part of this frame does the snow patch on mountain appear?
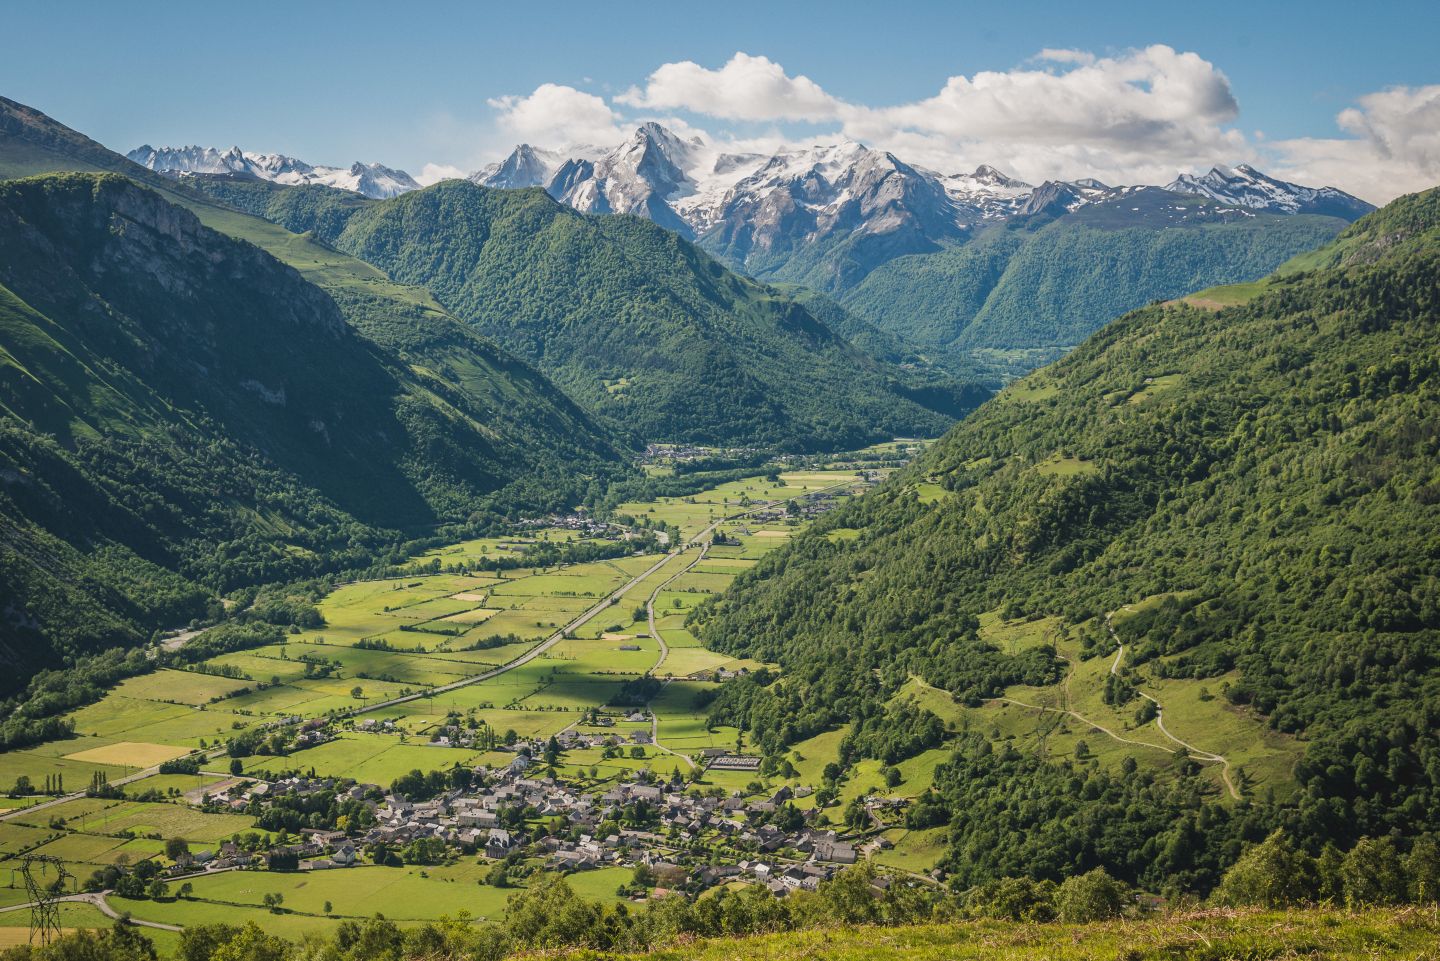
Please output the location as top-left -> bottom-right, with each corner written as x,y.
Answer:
469,125 -> 1370,260
127,145 -> 420,199
934,164 -> 1033,217
1166,164 -> 1375,218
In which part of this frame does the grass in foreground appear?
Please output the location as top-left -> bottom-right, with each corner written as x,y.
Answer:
584,909 -> 1440,961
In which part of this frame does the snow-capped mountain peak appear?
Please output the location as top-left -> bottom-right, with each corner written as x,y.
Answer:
1165,164 -> 1373,219
596,122 -> 701,202
465,125 -> 1374,283
127,145 -> 419,199
473,144 -> 584,190
936,164 -> 1033,213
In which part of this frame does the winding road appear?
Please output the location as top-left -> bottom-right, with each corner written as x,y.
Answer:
0,892 -> 182,932
637,479 -> 861,767
645,545 -> 707,674
1105,617 -> 1238,799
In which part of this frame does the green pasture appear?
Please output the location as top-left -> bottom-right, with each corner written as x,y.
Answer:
122,773 -> 229,799
0,749 -> 132,796
873,826 -> 949,874
117,670 -> 255,706
616,470 -> 862,541
543,634 -> 659,676
242,733 -> 484,786
975,611 -> 1065,654
13,798 -> 258,845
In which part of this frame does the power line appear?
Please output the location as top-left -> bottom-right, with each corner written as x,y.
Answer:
21,854 -> 72,945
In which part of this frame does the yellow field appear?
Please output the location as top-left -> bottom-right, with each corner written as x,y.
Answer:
0,929 -> 87,947
440,607 -> 499,623
62,741 -> 190,767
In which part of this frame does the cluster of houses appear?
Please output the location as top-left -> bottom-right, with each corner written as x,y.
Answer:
421,723 -> 656,754
739,488 -> 853,525
515,511 -> 615,537
640,444 -> 760,464
187,752 -> 895,898
357,767 -> 873,894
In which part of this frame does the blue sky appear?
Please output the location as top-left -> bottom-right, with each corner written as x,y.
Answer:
5,0 -> 1438,199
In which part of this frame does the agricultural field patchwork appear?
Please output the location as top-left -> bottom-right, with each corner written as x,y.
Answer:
0,467 -> 896,940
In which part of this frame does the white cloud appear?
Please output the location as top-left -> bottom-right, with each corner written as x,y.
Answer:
1268,85 -> 1440,203
1031,48 -> 1097,67
415,162 -> 467,186
596,46 -> 1246,186
433,49 -> 1436,201
853,45 -> 1243,184
615,52 -> 844,122
486,83 -> 624,148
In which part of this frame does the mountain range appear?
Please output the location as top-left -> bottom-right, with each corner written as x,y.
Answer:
182,175 -> 979,449
0,95 -> 991,680
127,143 -> 421,198
127,124 -> 1377,237
472,123 -> 1375,240
132,124 -> 1375,373
0,87 -> 1393,685
470,126 -> 1376,370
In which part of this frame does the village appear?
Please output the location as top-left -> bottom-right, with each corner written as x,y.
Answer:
175,719 -> 905,901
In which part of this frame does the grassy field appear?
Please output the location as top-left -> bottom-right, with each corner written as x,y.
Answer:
0,902 -> 120,940
159,864 -> 515,921
884,602 -> 1303,809
0,750 -> 131,796
873,827 -> 949,874
11,798 -> 260,846
1182,278 -> 1273,308
616,470 -> 865,542
113,863 -> 634,937
594,910 -> 1440,961
62,742 -> 191,768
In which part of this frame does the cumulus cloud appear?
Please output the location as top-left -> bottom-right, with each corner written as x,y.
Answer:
615,52 -> 843,122
454,50 -> 1436,201
486,83 -> 624,147
852,45 -> 1243,184
1031,48 -> 1097,67
1269,85 -> 1440,202
415,162 -> 467,186
603,46 -> 1245,186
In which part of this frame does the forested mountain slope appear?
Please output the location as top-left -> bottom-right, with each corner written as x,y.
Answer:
197,177 -> 984,450
692,187 -> 1440,891
0,172 -> 620,688
841,189 -> 1349,364
0,97 -> 619,492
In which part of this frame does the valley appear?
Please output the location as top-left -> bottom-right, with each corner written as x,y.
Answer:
0,464 -> 895,943
0,22 -> 1436,957
0,443 -> 1325,945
